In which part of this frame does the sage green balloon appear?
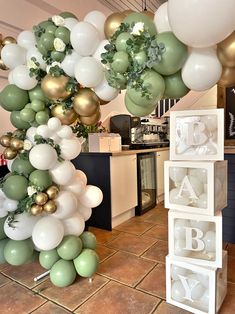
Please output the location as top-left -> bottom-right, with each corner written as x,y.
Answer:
164,71 -> 190,99
133,51 -> 147,66
26,250 -> 39,264
55,26 -> 70,44
10,111 -> 31,129
60,12 -> 77,19
80,232 -> 97,250
29,170 -> 52,190
35,111 -> 50,125
50,259 -> 77,287
51,51 -> 65,62
0,239 -> 8,264
4,239 -> 34,266
105,71 -> 127,90
31,99 -> 45,112
123,12 -> 157,36
115,32 -> 133,52
40,33 -> 55,51
46,25 -> 57,35
125,93 -> 155,117
0,217 -> 7,240
38,20 -> 54,30
37,42 -> 48,57
3,175 -> 28,201
57,235 -> 83,260
0,84 -> 29,112
73,249 -> 99,278
20,108 -> 35,123
29,85 -> 46,102
153,32 -> 188,76
111,51 -> 129,74
12,158 -> 35,177
39,249 -> 60,270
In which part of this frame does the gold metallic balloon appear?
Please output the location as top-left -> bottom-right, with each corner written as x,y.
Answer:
51,103 -> 78,125
46,185 -> 60,199
73,88 -> 100,117
218,67 -> 235,87
3,148 -> 17,160
142,10 -> 154,19
217,32 -> 235,68
43,200 -> 57,214
123,10 -> 135,16
2,36 -> 16,46
10,138 -> 24,151
35,193 -> 48,206
31,204 -> 43,215
41,74 -> 71,101
104,12 -> 126,39
0,59 -> 8,71
79,109 -> 101,126
0,135 -> 11,147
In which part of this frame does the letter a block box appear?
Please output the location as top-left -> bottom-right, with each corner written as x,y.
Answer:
168,210 -> 223,268
166,252 -> 227,314
170,109 -> 224,161
164,160 -> 227,216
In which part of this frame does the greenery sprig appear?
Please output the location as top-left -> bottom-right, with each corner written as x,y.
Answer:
72,122 -> 107,139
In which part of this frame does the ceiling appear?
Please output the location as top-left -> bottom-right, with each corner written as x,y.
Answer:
97,0 -> 166,13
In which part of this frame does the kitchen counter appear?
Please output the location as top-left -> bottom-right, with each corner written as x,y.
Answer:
225,147 -> 235,154
80,147 -> 169,157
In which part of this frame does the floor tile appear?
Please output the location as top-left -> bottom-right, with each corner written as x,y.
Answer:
143,224 -> 168,241
153,301 -> 191,314
219,283 -> 235,313
106,232 -> 157,256
143,211 -> 168,226
114,220 -> 154,235
32,301 -> 72,313
89,227 -> 121,244
228,255 -> 235,283
96,244 -> 116,262
0,273 -> 11,287
75,281 -> 160,314
34,274 -> 109,311
2,260 -> 46,288
137,263 -> 166,299
98,251 -> 155,287
0,282 -> 45,313
142,240 -> 168,263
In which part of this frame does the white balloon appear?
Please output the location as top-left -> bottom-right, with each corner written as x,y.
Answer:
12,65 -> 38,90
32,216 -> 64,251
0,208 -> 8,218
187,274 -> 205,300
1,43 -> 26,69
188,168 -> 207,184
168,0 -> 235,47
50,160 -> 76,186
60,137 -> 81,160
169,167 -> 187,183
36,125 -> 52,138
171,280 -> 185,302
195,193 -> 207,209
3,198 -> 18,212
47,117 -> 61,131
57,125 -> 73,139
190,220 -> 211,233
182,48 -> 222,91
64,17 -> 79,31
26,47 -> 47,70
93,39 -> 109,62
8,70 -> 15,84
52,191 -> 77,219
4,212 -> 40,240
174,219 -> 190,240
203,231 -> 216,252
199,289 -> 209,312
17,30 -> 36,49
94,78 -> 119,101
29,144 -> 57,170
66,170 -> 86,196
26,127 -> 37,144
74,56 -> 104,88
84,10 -> 106,39
154,2 -> 171,33
200,115 -> 217,133
61,50 -> 82,77
169,188 -> 191,206
7,159 -> 15,172
175,239 -> 190,257
196,273 -> 209,288
78,185 -> 103,208
171,265 -> 189,280
70,21 -> 101,56
187,175 -> 204,196
62,212 -> 85,236
76,170 -> 87,185
77,200 -> 92,221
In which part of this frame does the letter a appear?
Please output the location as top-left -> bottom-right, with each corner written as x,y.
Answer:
177,176 -> 198,200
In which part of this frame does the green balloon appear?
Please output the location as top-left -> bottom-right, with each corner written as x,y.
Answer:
73,249 -> 99,278
40,33 -> 55,51
125,93 -> 155,117
24,103 -> 32,109
51,51 -> 65,62
31,99 -> 45,112
4,239 -> 34,266
123,13 -> 157,36
0,217 -> 7,240
115,32 -> 133,52
133,51 -> 147,66
38,20 -> 54,30
50,259 -> 77,287
37,42 -> 48,57
10,111 -> 31,130
164,70 -> 190,99
0,84 -> 29,112
35,111 -> 50,125
20,108 -> 35,123
153,32 -> 188,76
29,86 -> 46,102
0,239 -> 8,264
12,158 -> 35,177
112,51 -> 129,74
57,235 -> 83,260
80,232 -> 97,250
59,12 -> 77,19
39,249 -> 60,270
46,25 -> 57,35
55,26 -> 70,44
105,71 -> 127,90
29,170 -> 52,190
3,175 -> 28,200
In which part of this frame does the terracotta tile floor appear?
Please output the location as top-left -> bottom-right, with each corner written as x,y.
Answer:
0,203 -> 235,313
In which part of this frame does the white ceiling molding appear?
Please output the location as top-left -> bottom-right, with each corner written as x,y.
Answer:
25,0 -> 60,15
97,0 -> 166,13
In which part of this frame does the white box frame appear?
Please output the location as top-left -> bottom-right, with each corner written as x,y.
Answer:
164,160 -> 227,215
168,210 -> 223,268
170,109 -> 224,161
